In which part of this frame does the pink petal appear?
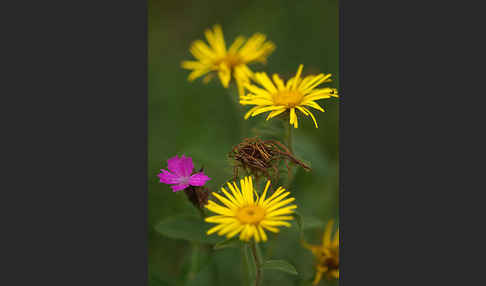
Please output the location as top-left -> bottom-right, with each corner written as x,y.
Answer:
167,155 -> 183,176
188,172 -> 211,186
171,183 -> 189,192
179,155 -> 194,177
157,169 -> 180,184
167,155 -> 194,177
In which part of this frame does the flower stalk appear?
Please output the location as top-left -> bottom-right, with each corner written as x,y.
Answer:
286,120 -> 296,185
250,241 -> 263,286
229,87 -> 248,139
286,120 -> 294,153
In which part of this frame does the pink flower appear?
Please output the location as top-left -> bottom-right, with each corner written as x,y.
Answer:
157,155 -> 211,192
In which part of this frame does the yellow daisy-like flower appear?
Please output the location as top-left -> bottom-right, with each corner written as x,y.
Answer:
181,25 -> 276,97
240,64 -> 338,128
205,176 -> 297,242
303,220 -> 339,285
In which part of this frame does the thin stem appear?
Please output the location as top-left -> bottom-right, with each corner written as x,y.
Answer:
187,243 -> 200,282
250,241 -> 263,286
228,86 -> 247,139
286,122 -> 294,153
286,122 -> 296,186
197,207 -> 206,219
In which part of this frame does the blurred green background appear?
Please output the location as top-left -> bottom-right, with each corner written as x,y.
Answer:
148,0 -> 339,285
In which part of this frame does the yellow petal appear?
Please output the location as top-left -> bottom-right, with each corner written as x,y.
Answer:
218,63 -> 231,87
332,227 -> 339,248
205,216 -> 237,224
265,197 -> 295,213
258,226 -> 268,241
220,187 -> 241,207
303,101 -> 325,112
261,220 -> 291,227
190,40 -> 217,60
244,106 -> 262,120
255,72 -> 278,94
266,108 -> 287,120
272,74 -> 286,90
228,36 -> 246,54
245,83 -> 272,97
227,225 -> 245,238
227,182 -> 244,203
261,224 -> 280,233
312,270 -> 324,286
289,107 -> 298,128
205,201 -> 234,216
207,224 -> 226,235
258,180 -> 271,205
291,64 -> 304,90
264,191 -> 291,209
218,222 -> 240,236
261,187 -> 286,207
299,73 -> 332,93
296,106 -> 319,128
265,205 -> 297,217
212,192 -> 237,210
251,105 -> 287,117
252,225 -> 260,242
187,68 -> 211,82
322,220 -> 334,248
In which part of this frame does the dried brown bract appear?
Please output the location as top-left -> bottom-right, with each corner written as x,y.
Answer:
183,167 -> 209,211
229,137 -> 311,181
184,186 -> 209,210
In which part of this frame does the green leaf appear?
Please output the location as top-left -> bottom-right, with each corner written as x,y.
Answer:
154,214 -> 221,244
261,260 -> 298,276
292,212 -> 325,233
213,237 -> 241,250
302,216 -> 325,230
148,274 -> 171,286
292,211 -> 304,241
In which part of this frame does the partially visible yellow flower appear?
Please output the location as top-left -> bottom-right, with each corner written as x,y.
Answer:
181,25 -> 276,97
303,219 -> 339,285
240,64 -> 338,128
204,176 -> 297,243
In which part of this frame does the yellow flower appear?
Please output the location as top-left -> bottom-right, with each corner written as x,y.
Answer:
240,64 -> 338,128
205,176 -> 297,242
181,25 -> 276,97
303,220 -> 339,285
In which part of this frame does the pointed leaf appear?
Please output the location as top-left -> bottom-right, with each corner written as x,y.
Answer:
154,214 -> 221,244
213,237 -> 241,250
292,211 -> 304,241
261,260 -> 298,275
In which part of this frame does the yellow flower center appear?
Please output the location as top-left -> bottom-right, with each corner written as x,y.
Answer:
236,205 -> 266,224
215,54 -> 243,68
272,90 -> 304,107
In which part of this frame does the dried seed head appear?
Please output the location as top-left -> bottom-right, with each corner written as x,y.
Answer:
229,137 -> 311,181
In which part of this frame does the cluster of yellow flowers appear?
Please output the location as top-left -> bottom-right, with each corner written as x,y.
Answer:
182,25 -> 338,129
181,25 -> 339,285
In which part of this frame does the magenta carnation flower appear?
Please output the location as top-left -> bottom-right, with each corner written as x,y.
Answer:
157,155 -> 211,192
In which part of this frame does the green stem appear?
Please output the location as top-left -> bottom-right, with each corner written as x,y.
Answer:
250,241 -> 263,286
197,207 -> 206,220
187,243 -> 200,282
286,121 -> 296,186
286,122 -> 294,153
229,86 -> 247,139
